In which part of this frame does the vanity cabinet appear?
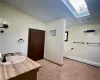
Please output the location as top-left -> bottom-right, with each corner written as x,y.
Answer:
9,68 -> 39,80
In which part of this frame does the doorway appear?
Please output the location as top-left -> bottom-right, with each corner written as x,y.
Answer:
28,29 -> 45,61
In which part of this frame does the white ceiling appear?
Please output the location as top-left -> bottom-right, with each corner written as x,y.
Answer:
2,0 -> 100,26
85,0 -> 100,21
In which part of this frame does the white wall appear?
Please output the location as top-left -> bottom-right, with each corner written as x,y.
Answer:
0,34 -> 2,52
64,23 -> 100,67
0,34 -> 3,52
0,30 -> 4,53
0,3 -> 46,56
44,19 -> 66,65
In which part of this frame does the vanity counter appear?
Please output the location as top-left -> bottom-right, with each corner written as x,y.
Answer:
0,57 -> 41,80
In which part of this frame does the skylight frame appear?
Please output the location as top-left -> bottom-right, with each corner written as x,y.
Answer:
62,0 -> 90,18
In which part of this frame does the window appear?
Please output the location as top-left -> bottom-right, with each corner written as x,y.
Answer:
62,0 -> 90,18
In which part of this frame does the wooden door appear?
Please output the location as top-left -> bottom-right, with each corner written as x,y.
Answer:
28,29 -> 45,61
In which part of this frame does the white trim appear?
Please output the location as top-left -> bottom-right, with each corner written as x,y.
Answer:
64,55 -> 100,67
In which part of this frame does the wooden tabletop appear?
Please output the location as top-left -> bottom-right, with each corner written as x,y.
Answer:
0,57 -> 41,80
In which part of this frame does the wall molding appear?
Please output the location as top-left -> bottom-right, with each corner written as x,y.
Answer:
64,55 -> 100,67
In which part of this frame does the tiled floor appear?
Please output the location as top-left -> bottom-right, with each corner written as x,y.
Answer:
37,58 -> 100,80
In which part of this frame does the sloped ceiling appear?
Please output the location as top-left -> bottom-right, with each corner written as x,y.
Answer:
85,0 -> 100,21
1,0 -> 100,26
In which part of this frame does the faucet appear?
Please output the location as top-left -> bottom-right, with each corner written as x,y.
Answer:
2,53 -> 14,62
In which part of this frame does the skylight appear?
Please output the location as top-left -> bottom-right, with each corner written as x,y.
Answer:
69,0 -> 89,14
62,0 -> 90,18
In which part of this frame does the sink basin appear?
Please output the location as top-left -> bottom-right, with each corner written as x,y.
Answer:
6,56 -> 26,64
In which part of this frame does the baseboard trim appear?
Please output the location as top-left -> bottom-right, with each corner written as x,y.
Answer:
64,56 -> 100,67
44,58 -> 63,66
